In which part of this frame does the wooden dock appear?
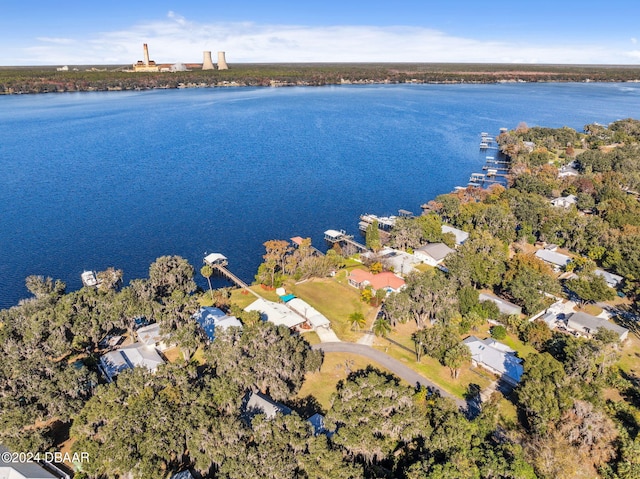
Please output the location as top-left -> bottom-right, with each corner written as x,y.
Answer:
210,262 -> 261,298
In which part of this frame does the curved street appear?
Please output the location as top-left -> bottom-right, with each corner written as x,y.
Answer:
312,341 -> 466,408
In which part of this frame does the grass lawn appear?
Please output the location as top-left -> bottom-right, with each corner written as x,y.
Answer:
163,346 -> 183,363
228,285 -> 281,309
377,320 -> 494,398
289,278 -> 376,342
297,352 -> 398,411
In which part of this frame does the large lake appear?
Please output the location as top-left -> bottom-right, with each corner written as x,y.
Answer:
2,83 -> 640,309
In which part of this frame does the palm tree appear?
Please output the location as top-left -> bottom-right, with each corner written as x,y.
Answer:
200,264 -> 214,302
372,317 -> 392,338
348,311 -> 366,331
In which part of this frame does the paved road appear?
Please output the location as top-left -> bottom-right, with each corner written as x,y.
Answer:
312,342 -> 465,408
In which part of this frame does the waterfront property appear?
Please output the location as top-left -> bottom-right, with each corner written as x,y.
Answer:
193,306 -> 242,341
136,322 -> 172,351
413,242 -> 455,267
245,298 -> 306,329
347,269 -> 406,294
550,194 -> 578,208
285,297 -> 331,329
463,336 -> 524,385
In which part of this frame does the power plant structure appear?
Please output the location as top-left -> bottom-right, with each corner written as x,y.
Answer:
128,44 -> 230,72
133,44 -> 159,72
202,51 -> 215,70
217,51 -> 229,70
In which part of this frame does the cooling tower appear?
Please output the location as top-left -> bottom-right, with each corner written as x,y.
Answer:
217,51 -> 229,70
202,51 -> 215,70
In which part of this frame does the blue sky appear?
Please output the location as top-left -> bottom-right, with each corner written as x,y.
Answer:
2,1 -> 639,65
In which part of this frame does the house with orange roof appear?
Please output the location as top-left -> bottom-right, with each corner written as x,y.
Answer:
348,269 -> 405,294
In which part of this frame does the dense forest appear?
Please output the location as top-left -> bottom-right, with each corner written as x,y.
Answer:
2,120 -> 640,478
2,63 -> 640,94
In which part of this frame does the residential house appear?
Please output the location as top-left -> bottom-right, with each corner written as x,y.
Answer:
441,225 -> 469,246
462,336 -> 524,385
193,306 -> 242,341
364,247 -> 421,275
136,322 -> 171,351
566,312 -> 628,341
550,194 -> 578,208
534,249 -> 571,270
245,298 -> 305,329
413,242 -> 455,266
347,269 -> 406,294
478,292 -> 522,316
0,445 -> 67,479
594,268 -> 624,288
242,391 -> 292,422
285,297 -> 331,329
558,162 -> 580,178
99,342 -> 165,382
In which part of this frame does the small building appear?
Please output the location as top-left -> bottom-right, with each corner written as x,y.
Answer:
204,253 -> 228,266
534,249 -> 571,270
550,194 -> 578,208
136,322 -> 171,351
324,229 -> 345,242
441,224 -> 469,246
81,270 -> 99,287
286,297 -> 331,329
478,292 -> 522,316
566,312 -> 628,341
413,242 -> 455,266
99,342 -> 165,382
242,391 -> 291,421
463,336 -> 524,385
363,248 -> 421,275
0,444 -> 65,478
347,269 -> 406,294
594,268 -> 624,288
193,307 -> 242,341
245,298 -> 305,329
558,163 -> 580,178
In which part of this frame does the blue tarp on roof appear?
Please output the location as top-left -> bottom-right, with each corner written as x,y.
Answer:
280,294 -> 296,303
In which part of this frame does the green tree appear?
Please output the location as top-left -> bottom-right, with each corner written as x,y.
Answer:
148,255 -> 196,298
565,274 -> 615,305
442,343 -> 471,379
516,352 -> 573,434
200,263 -> 215,302
365,220 -> 381,251
372,317 -> 391,337
349,311 -> 366,331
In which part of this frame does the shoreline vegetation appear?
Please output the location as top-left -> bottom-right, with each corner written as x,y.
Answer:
2,62 -> 640,94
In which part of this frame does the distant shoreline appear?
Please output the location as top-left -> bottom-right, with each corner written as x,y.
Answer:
2,63 -> 640,95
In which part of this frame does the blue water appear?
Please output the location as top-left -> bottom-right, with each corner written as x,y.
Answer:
2,83 -> 640,309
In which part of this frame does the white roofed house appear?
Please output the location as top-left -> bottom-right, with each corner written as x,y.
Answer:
534,249 -> 571,271
286,297 -> 331,329
550,194 -> 578,209
441,225 -> 469,246
565,311 -> 628,341
478,292 -> 522,316
413,242 -> 455,267
99,342 -> 165,382
594,268 -> 624,288
136,322 -> 172,351
463,336 -> 524,386
245,298 -> 305,329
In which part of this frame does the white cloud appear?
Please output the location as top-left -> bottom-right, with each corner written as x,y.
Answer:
632,37 -> 638,44
4,13 -> 640,65
35,37 -> 76,45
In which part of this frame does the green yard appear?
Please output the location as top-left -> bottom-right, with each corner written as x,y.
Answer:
289,278 -> 377,342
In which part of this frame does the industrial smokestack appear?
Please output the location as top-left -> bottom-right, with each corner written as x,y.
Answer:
202,51 -> 215,70
217,51 -> 229,70
143,43 -> 150,66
